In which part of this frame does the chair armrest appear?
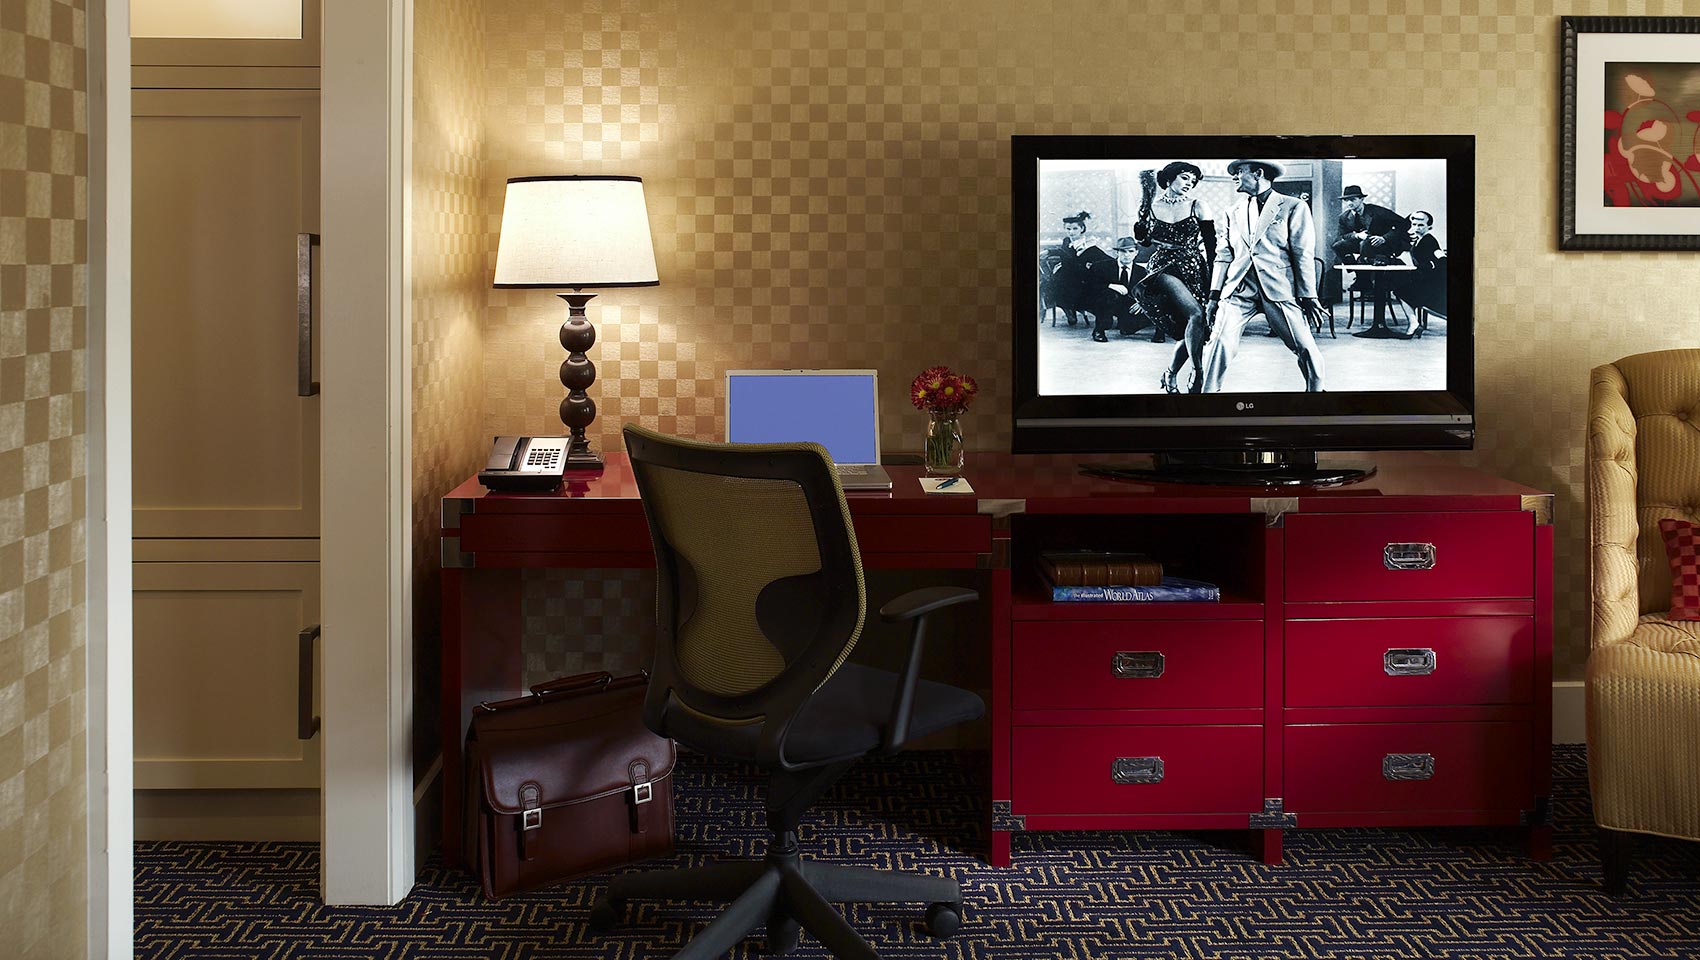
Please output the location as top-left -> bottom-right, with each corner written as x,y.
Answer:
879,587 -> 979,755
1589,361 -> 1641,648
879,586 -> 978,623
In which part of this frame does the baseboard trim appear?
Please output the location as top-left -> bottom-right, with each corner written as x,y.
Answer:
1553,680 -> 1584,744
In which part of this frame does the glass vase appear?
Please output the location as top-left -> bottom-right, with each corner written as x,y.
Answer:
924,411 -> 965,476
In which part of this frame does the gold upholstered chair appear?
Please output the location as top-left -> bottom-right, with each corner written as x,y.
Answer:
1586,348 -> 1700,895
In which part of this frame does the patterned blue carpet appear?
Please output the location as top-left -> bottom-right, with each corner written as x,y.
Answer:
135,745 -> 1700,959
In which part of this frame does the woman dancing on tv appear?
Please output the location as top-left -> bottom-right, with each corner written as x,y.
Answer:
1137,162 -> 1216,393
1042,210 -> 1113,328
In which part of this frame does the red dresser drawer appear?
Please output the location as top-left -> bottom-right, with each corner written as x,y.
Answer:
1286,617 -> 1533,707
1013,621 -> 1262,710
1012,725 -> 1262,815
1285,512 -> 1532,602
1284,721 -> 1532,813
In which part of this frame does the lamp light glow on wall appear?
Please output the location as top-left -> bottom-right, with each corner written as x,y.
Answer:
493,175 -> 659,469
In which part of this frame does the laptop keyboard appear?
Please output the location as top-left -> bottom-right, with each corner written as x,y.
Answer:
838,465 -> 870,475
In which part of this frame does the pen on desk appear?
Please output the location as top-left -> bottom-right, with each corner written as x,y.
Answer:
937,477 -> 960,489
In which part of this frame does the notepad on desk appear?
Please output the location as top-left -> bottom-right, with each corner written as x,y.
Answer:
919,477 -> 975,494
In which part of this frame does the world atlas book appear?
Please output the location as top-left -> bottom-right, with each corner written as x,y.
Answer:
1048,576 -> 1220,603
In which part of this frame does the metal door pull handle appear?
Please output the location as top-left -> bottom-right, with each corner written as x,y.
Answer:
1111,757 -> 1165,784
1384,648 -> 1437,676
297,233 -> 321,397
1112,651 -> 1165,679
1383,753 -> 1434,781
1383,542 -> 1437,570
298,624 -> 321,740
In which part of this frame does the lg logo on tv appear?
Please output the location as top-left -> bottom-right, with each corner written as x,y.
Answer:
1236,402 -> 1255,411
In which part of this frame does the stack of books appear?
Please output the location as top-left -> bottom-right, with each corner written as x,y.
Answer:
1037,549 -> 1219,602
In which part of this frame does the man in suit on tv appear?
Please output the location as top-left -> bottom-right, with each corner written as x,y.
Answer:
1331,184 -> 1408,264
1201,159 -> 1330,393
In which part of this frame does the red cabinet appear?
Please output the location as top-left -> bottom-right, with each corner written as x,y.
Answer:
1002,493 -> 1550,866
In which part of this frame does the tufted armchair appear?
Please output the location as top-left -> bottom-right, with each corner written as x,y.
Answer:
1586,349 -> 1700,895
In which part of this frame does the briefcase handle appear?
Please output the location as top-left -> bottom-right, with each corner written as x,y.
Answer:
527,670 -> 651,699
529,671 -> 614,697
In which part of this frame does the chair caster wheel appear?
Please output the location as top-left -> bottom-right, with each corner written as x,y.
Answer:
588,898 -> 623,932
924,901 -> 962,938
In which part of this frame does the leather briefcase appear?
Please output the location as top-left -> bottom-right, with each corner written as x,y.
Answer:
463,671 -> 676,899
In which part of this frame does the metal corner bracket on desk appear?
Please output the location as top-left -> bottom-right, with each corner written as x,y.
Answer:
1521,494 -> 1554,526
1251,497 -> 1299,526
442,496 -> 476,531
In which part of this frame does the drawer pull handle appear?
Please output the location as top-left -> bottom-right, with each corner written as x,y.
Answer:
1111,757 -> 1165,785
1112,651 -> 1166,679
1383,753 -> 1435,781
1384,647 -> 1438,676
1383,542 -> 1437,570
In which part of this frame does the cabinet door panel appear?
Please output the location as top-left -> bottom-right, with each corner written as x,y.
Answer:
134,561 -> 320,789
132,90 -> 320,538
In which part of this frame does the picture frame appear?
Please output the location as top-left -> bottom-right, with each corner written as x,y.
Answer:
1560,16 -> 1700,251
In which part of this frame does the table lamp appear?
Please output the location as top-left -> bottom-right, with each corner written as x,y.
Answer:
493,175 -> 659,469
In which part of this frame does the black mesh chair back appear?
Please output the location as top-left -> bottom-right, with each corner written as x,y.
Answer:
624,424 -> 865,767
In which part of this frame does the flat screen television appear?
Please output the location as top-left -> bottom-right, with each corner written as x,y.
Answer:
1011,134 -> 1475,484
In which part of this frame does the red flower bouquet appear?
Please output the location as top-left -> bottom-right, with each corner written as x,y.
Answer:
910,366 -> 976,475
909,365 -> 979,415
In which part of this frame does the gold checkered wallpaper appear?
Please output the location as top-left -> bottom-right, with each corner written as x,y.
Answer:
0,0 -> 89,956
412,0 -> 489,773
415,0 -> 1700,682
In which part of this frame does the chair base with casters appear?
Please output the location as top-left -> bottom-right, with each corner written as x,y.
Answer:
591,761 -> 963,958
590,585 -> 980,958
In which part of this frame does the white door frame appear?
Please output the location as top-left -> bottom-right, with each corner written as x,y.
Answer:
320,0 -> 415,904
88,1 -> 133,955
86,0 -> 415,935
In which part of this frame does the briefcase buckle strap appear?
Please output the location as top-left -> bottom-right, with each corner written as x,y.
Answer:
520,782 -> 543,831
632,781 -> 653,805
521,808 -> 542,830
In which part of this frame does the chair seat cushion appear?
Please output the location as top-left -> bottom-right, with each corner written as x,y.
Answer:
784,663 -> 985,764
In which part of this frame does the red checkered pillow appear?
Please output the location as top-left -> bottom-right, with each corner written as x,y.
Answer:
1660,518 -> 1700,621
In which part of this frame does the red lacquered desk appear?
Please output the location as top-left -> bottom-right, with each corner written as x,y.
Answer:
440,451 -> 1553,869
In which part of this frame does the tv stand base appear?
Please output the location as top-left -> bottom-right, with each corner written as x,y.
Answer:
1081,451 -> 1376,487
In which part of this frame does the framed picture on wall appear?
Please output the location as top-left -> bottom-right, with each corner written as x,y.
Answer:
1561,16 -> 1700,250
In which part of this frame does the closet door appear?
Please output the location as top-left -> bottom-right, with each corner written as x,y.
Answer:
133,560 -> 321,792
132,89 -> 321,539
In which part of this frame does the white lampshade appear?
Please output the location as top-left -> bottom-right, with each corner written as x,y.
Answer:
493,176 -> 659,288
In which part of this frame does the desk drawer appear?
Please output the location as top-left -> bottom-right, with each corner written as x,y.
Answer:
1012,725 -> 1262,815
1285,512 -> 1532,602
1285,721 -> 1532,813
1286,617 -> 1533,707
1013,621 -> 1262,710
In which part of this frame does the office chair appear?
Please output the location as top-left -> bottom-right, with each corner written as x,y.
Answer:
594,425 -> 985,958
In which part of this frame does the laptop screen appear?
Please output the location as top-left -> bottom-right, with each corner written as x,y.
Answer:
725,371 -> 880,465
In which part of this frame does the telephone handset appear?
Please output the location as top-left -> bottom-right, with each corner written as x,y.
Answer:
479,436 -> 570,492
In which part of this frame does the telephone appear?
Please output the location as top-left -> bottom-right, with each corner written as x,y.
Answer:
479,436 -> 570,492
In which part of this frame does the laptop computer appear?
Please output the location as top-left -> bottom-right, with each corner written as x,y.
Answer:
725,369 -> 894,491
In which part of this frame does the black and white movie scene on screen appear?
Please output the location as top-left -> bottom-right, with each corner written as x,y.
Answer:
1037,157 -> 1449,396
